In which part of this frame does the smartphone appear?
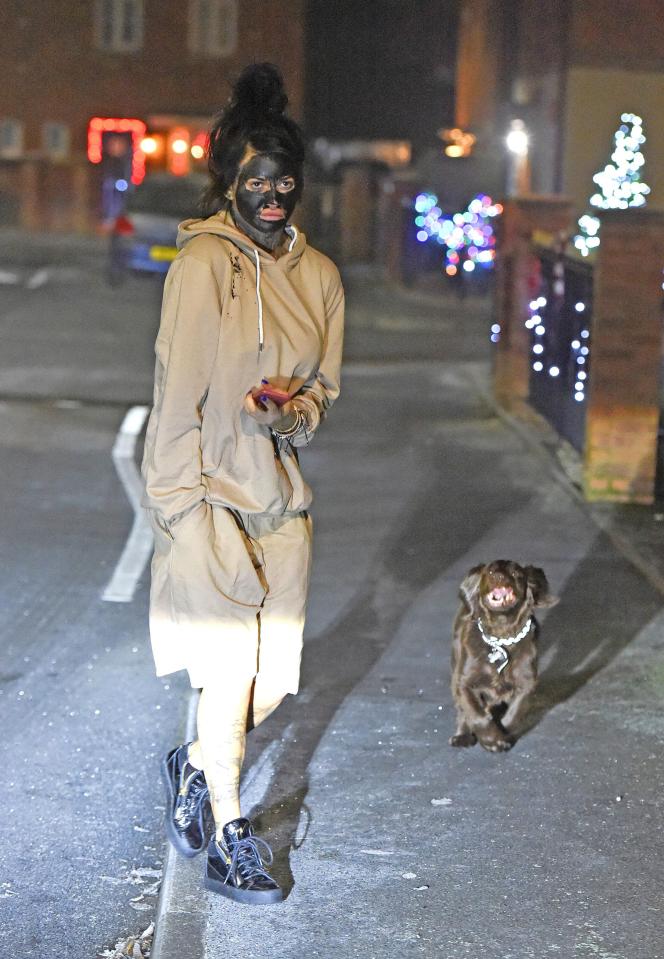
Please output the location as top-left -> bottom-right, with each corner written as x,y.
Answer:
252,383 -> 292,408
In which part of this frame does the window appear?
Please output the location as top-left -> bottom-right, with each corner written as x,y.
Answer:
188,0 -> 238,57
43,123 -> 70,160
0,119 -> 24,159
95,0 -> 143,53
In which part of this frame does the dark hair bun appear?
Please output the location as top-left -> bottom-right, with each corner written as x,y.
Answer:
201,62 -> 305,217
232,63 -> 288,124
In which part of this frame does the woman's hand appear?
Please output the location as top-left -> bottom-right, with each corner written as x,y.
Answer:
244,391 -> 298,431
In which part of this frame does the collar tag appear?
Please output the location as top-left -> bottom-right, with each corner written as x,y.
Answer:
477,618 -> 533,674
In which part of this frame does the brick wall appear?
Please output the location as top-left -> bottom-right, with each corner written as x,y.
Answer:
2,0 -> 304,155
1,0 -> 304,229
583,209 -> 664,503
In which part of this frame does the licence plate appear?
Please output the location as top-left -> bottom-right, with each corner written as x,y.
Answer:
150,245 -> 178,262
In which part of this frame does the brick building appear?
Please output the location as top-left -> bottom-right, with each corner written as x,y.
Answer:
455,0 -> 664,211
1,0 -> 304,231
471,1 -> 664,503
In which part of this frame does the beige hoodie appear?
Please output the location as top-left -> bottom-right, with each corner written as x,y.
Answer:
141,213 -> 344,526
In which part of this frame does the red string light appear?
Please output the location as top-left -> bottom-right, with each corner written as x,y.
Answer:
87,117 -> 148,184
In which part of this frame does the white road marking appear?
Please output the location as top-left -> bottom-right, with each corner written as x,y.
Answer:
102,405 -> 153,603
0,270 -> 20,285
26,268 -> 51,289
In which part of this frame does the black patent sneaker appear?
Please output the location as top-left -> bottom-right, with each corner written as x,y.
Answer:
205,818 -> 283,904
161,743 -> 211,858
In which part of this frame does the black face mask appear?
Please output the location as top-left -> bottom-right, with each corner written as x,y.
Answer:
231,152 -> 302,251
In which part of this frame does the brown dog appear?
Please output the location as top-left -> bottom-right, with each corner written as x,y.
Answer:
450,560 -> 558,752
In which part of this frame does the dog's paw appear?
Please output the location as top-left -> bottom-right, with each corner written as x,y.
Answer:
479,734 -> 514,753
449,732 -> 477,748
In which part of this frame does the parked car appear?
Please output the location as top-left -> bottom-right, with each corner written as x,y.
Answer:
108,174 -> 207,285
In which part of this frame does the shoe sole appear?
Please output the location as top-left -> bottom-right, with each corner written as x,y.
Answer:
204,873 -> 284,904
160,754 -> 207,859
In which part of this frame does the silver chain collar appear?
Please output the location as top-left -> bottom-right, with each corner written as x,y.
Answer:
476,618 -> 533,674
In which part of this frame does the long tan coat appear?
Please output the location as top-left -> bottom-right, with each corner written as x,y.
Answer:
142,215 -> 344,686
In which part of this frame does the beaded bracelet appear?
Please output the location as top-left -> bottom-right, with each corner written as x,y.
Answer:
272,407 -> 305,439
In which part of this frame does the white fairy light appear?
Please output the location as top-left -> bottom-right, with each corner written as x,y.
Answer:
573,113 -> 650,256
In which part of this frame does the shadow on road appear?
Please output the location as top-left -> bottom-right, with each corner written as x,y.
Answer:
244,430 -> 664,892
525,533 -> 662,731
243,432 -> 537,894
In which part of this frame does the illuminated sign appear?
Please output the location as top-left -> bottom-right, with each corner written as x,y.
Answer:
87,117 -> 148,184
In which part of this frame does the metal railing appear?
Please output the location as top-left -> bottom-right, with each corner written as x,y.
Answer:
527,247 -> 594,452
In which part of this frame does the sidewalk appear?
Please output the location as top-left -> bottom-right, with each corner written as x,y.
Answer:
152,273 -> 664,959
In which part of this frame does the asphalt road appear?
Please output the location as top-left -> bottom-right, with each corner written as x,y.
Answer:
2,234 -> 663,959
0,237 -> 185,957
0,235 -> 489,957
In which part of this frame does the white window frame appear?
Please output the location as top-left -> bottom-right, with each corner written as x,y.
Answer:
0,119 -> 24,159
42,123 -> 71,161
94,0 -> 144,53
188,0 -> 238,58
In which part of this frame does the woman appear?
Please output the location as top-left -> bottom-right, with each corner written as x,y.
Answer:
141,63 -> 344,904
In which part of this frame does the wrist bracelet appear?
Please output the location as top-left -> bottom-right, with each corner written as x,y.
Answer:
272,408 -> 305,439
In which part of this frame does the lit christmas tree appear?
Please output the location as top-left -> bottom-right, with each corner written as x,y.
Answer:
573,113 -> 650,257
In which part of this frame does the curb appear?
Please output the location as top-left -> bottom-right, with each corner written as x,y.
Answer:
151,692 -> 208,959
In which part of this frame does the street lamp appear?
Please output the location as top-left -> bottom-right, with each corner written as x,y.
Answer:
506,120 -> 529,156
505,119 -> 531,195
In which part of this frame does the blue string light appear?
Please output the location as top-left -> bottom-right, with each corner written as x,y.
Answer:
413,192 -> 502,276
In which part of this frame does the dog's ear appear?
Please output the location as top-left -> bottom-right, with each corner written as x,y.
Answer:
525,566 -> 559,608
459,564 -> 484,613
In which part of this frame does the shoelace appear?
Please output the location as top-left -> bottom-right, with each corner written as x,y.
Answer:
226,835 -> 275,887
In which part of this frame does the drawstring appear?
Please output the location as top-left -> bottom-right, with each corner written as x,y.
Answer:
254,229 -> 297,354
254,249 -> 264,354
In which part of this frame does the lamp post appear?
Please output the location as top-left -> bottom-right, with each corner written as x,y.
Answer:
505,119 -> 531,196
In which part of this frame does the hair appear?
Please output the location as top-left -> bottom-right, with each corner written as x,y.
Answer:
201,63 -> 305,216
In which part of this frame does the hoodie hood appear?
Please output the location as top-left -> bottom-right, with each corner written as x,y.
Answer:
176,211 -> 307,354
176,211 -> 306,268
